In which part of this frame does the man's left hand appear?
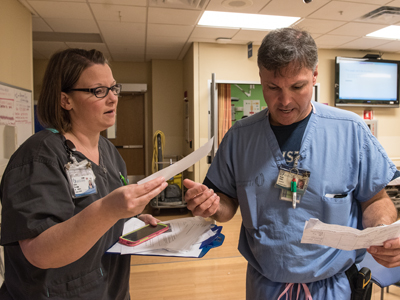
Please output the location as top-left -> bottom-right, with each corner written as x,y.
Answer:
367,237 -> 400,268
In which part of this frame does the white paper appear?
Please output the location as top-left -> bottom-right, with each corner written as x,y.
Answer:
137,137 -> 214,185
388,176 -> 400,186
301,218 -> 400,251
107,216 -> 217,257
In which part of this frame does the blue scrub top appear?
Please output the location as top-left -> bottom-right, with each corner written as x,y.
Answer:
206,102 -> 396,296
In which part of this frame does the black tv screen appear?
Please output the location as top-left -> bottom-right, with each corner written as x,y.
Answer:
335,56 -> 400,108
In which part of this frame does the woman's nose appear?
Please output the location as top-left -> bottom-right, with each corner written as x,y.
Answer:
107,91 -> 118,102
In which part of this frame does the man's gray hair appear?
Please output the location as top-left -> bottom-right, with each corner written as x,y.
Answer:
257,27 -> 318,76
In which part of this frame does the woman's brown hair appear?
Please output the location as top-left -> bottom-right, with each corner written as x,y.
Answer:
37,49 -> 108,134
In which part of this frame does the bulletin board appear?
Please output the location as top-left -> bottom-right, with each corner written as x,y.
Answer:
0,81 -> 32,147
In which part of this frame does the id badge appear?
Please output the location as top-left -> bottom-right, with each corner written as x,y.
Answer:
65,159 -> 97,198
275,165 -> 310,195
275,165 -> 311,205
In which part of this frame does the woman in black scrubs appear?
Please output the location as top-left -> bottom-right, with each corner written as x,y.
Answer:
0,48 -> 167,299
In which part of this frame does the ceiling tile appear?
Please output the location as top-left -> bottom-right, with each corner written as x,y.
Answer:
28,1 -> 93,19
191,26 -> 240,39
296,18 -> 346,34
30,0 -> 87,2
314,34 -> 358,47
308,1 -> 380,22
147,43 -> 183,53
111,52 -> 145,62
146,51 -> 180,60
147,37 -> 188,47
232,29 -> 269,45
188,37 -> 221,43
32,16 -> 53,32
148,0 -> 208,10
107,43 -> 145,61
328,22 -> 388,36
45,18 -> 99,33
87,0 -> 147,5
90,4 -> 147,23
97,21 -> 145,46
206,0 -> 269,14
147,24 -> 194,37
387,0 -> 400,7
339,0 -> 391,4
260,0 -> 331,18
148,7 -> 202,25
371,40 -> 400,52
339,37 -> 393,49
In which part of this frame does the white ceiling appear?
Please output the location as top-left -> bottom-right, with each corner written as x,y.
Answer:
18,0 -> 400,62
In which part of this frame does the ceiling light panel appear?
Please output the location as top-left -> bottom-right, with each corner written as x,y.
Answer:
367,25 -> 400,39
198,11 -> 300,30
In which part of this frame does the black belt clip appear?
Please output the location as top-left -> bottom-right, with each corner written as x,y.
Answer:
346,264 -> 373,300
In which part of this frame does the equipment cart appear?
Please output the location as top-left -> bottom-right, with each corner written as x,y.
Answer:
150,155 -> 187,215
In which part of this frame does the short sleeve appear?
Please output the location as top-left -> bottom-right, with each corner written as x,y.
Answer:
206,129 -> 237,199
1,140 -> 74,245
354,121 -> 397,201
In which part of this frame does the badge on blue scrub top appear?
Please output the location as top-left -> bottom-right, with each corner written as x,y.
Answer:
64,140 -> 97,198
275,164 -> 311,207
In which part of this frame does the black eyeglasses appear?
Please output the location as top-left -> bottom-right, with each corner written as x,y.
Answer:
66,84 -> 121,98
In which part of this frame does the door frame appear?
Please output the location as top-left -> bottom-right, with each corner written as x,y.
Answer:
208,75 -> 260,164
106,83 -> 150,177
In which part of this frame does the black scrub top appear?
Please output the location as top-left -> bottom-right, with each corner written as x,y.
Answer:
0,130 -> 131,300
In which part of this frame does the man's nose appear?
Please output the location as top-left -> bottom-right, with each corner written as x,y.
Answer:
278,90 -> 291,106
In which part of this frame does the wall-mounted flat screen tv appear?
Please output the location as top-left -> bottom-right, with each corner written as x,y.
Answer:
335,56 -> 400,108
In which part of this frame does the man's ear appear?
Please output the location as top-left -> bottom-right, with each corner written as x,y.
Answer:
61,92 -> 72,110
313,64 -> 319,85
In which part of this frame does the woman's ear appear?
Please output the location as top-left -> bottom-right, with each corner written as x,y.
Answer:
61,92 -> 72,110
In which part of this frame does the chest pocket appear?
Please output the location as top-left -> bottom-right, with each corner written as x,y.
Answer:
321,193 -> 353,225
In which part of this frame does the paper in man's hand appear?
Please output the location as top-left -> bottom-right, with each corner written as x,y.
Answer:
301,218 -> 400,251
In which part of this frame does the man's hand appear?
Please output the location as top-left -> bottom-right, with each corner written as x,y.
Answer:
368,237 -> 400,268
183,179 -> 220,218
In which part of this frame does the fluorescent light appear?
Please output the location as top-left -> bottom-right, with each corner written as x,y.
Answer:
367,25 -> 400,39
198,11 -> 300,30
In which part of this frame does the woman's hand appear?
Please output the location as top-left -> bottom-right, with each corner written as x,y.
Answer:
102,177 -> 168,220
19,177 -> 167,269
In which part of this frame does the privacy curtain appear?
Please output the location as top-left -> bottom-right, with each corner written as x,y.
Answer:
218,84 -> 231,146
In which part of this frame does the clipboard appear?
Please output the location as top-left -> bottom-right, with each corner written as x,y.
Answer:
107,217 -> 224,258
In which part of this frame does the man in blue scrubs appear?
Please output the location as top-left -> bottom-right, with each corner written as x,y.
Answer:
183,28 -> 400,299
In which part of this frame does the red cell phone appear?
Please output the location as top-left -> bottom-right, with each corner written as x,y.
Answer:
118,223 -> 169,247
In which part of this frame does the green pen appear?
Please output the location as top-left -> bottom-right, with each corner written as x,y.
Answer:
291,177 -> 297,209
119,172 -> 128,186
